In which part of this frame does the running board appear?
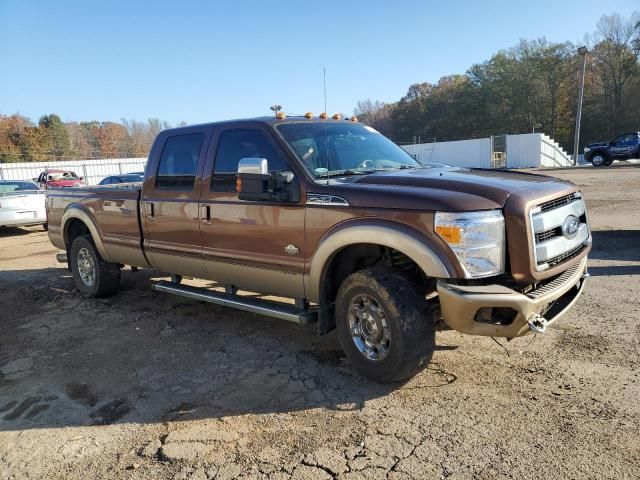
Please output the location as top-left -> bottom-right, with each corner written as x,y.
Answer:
151,281 -> 316,325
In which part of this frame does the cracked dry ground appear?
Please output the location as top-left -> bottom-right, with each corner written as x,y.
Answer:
1,165 -> 639,480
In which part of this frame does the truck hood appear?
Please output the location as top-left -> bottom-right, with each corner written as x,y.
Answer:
330,167 -> 576,211
47,180 -> 85,188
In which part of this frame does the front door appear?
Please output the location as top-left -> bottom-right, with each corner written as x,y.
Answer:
199,124 -> 306,298
141,129 -> 211,278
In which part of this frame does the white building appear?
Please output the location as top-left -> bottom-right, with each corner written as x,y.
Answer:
402,133 -> 572,169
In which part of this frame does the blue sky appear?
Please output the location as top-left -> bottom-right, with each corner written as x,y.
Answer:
1,0 -> 638,125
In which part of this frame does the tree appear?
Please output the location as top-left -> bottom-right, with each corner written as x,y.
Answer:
590,13 -> 640,135
38,114 -> 71,160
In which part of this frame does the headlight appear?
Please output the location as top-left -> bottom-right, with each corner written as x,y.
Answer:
584,147 -> 591,153
434,210 -> 505,278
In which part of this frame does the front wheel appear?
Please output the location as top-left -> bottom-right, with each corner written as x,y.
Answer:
335,268 -> 436,383
70,235 -> 121,297
591,153 -> 607,167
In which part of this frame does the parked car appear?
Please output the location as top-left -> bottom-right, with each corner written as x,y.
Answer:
0,180 -> 47,230
98,174 -> 144,185
47,115 -> 591,383
36,169 -> 85,189
584,132 -> 640,166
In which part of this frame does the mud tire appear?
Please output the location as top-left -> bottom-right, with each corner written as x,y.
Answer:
335,267 -> 436,383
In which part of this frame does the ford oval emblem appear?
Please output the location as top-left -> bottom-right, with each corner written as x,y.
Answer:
562,215 -> 580,238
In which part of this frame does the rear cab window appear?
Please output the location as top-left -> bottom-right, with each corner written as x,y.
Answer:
156,133 -> 205,189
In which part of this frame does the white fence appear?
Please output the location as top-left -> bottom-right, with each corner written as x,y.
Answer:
403,138 -> 492,168
0,158 -> 148,185
402,133 -> 572,169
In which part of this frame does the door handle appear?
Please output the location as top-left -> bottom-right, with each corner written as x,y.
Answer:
201,205 -> 211,224
145,201 -> 155,217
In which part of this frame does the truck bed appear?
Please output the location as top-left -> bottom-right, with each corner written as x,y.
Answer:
47,183 -> 149,268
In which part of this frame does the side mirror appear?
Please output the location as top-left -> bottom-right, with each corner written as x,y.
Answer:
236,158 -> 298,202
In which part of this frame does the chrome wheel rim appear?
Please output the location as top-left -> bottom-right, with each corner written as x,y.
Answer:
348,294 -> 391,361
77,247 -> 96,286
592,155 -> 604,166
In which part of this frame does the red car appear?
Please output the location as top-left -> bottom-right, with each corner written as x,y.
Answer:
36,169 -> 86,189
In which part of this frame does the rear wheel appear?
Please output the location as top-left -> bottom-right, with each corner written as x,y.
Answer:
591,153 -> 607,167
70,235 -> 121,297
335,267 -> 436,383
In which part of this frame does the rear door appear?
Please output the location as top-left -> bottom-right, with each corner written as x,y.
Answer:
141,128 -> 212,277
198,122 -> 306,298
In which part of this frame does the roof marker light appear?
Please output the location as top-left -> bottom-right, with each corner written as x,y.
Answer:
332,113 -> 342,120
304,112 -> 314,118
319,112 -> 328,119
350,116 -> 358,122
276,111 -> 286,120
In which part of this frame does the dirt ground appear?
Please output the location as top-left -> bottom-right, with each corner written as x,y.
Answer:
1,165 -> 639,480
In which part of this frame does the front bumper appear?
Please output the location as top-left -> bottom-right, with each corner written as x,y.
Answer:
437,257 -> 588,338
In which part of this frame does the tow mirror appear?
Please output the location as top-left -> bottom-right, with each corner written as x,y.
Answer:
236,158 -> 298,202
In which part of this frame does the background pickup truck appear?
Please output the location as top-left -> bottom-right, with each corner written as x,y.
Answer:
47,115 -> 592,383
584,131 -> 640,166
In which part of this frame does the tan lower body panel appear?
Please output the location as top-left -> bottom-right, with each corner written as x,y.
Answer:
203,259 -> 304,299
437,257 -> 588,338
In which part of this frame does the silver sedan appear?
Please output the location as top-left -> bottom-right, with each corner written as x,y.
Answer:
0,180 -> 47,230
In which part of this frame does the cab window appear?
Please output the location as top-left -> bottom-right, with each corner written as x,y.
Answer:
211,129 -> 289,192
156,133 -> 204,189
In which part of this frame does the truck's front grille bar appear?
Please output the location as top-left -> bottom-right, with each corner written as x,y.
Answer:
530,192 -> 590,271
539,193 -> 579,213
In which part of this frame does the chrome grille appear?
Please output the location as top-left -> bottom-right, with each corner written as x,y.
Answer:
539,193 -> 579,213
545,243 -> 586,268
530,192 -> 590,271
535,227 -> 561,243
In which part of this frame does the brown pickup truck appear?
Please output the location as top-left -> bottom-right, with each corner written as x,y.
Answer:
47,115 -> 591,383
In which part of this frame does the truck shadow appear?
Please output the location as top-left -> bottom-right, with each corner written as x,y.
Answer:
588,230 -> 640,276
0,267 -> 457,432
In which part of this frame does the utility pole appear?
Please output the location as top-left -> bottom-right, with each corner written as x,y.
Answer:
573,46 -> 588,166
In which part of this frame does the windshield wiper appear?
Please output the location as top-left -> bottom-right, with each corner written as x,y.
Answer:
323,169 -> 376,178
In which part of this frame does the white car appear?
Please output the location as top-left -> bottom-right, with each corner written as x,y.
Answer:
0,180 -> 47,230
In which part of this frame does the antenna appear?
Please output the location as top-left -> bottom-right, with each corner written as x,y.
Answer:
323,68 -> 327,117
323,68 -> 329,184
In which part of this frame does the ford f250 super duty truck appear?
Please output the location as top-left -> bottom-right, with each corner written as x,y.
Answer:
47,114 -> 591,383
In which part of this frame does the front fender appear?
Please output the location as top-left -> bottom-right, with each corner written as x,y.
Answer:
305,222 -> 453,302
61,205 -> 115,263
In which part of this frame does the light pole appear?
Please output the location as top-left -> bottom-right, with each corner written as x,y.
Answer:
573,46 -> 588,166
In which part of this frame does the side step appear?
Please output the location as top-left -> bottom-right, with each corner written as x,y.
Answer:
151,280 -> 317,325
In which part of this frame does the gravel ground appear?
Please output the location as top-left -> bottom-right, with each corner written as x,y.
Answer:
0,165 -> 639,480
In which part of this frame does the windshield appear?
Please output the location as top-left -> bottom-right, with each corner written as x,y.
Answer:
48,171 -> 79,181
0,181 -> 41,194
276,122 -> 421,178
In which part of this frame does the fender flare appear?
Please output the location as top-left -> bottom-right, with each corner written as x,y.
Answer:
61,205 -> 115,263
305,223 -> 452,302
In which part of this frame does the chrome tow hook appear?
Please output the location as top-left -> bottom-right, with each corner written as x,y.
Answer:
527,313 -> 548,334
